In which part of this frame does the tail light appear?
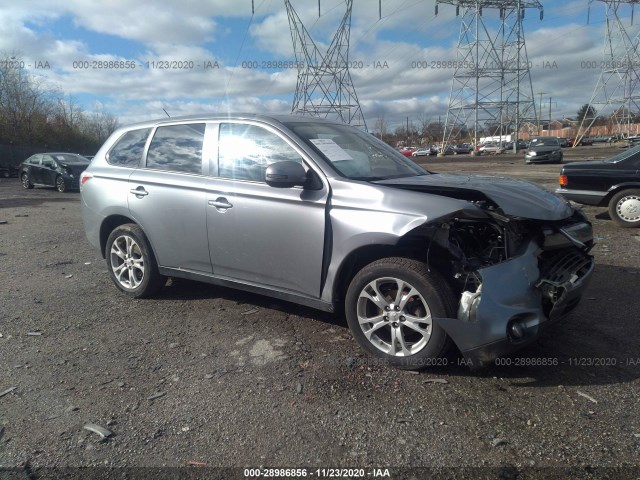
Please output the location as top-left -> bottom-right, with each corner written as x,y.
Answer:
80,172 -> 93,191
559,175 -> 568,186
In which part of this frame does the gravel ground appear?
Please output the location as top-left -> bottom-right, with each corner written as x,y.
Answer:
0,145 -> 639,479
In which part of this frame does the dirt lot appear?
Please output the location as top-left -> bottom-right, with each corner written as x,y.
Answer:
1,145 -> 639,479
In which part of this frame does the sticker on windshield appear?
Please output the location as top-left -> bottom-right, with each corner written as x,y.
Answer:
310,139 -> 353,161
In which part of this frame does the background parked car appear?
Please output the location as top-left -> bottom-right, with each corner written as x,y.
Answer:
19,153 -> 90,192
399,147 -> 416,157
411,147 -> 436,157
567,137 -> 593,147
452,144 -> 473,154
0,165 -> 20,178
557,145 -> 640,227
436,145 -> 455,155
478,142 -> 505,155
626,136 -> 640,148
525,137 -> 563,164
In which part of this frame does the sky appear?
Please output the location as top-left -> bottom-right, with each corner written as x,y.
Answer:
0,0 -> 637,131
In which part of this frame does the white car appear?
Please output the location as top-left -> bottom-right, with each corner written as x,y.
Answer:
478,143 -> 506,155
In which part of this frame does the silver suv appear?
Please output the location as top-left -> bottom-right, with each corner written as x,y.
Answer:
81,114 -> 595,369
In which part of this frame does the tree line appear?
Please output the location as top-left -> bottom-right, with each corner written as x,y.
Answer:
0,54 -> 118,155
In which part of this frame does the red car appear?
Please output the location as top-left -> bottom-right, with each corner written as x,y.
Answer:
399,147 -> 416,157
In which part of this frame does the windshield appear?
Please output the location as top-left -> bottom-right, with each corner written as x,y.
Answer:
605,144 -> 640,163
284,122 -> 428,180
530,138 -> 559,147
53,154 -> 90,164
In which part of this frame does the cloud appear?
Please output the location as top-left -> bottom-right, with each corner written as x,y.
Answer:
0,0 -> 627,131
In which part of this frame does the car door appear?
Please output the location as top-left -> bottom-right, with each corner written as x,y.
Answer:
205,121 -> 328,297
127,122 -> 213,273
27,155 -> 43,184
41,155 -> 58,186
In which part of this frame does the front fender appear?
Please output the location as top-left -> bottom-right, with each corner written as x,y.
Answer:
319,179 -> 484,303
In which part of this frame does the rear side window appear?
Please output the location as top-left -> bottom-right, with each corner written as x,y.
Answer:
146,123 -> 205,174
107,128 -> 151,167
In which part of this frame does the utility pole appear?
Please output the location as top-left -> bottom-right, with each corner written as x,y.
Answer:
406,117 -> 410,146
549,96 -> 552,136
537,91 -> 547,136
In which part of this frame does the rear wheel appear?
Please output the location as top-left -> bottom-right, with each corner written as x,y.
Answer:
105,224 -> 166,297
55,176 -> 67,193
345,257 -> 455,369
608,189 -> 640,228
21,173 -> 34,189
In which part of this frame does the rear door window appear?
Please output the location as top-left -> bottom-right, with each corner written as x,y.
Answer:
146,124 -> 206,175
107,128 -> 151,167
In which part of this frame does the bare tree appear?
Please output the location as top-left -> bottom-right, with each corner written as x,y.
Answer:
82,110 -> 119,144
56,95 -> 84,130
0,55 -> 57,143
374,115 -> 388,141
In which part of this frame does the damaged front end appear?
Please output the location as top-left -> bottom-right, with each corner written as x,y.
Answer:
429,208 -> 594,368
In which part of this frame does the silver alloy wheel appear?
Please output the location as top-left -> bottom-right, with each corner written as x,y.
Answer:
356,277 -> 432,356
616,194 -> 640,223
22,174 -> 30,188
56,176 -> 65,192
110,235 -> 145,289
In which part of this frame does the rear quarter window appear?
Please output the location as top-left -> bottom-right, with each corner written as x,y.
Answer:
107,128 -> 151,167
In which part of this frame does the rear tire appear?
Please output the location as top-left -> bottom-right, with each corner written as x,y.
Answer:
608,189 -> 640,228
105,224 -> 166,298
345,257 -> 455,370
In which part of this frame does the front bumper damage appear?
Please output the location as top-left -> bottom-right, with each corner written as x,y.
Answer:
434,239 -> 594,368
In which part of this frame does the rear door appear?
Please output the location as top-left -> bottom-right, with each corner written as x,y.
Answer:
127,122 -> 213,273
204,121 -> 328,297
27,155 -> 43,184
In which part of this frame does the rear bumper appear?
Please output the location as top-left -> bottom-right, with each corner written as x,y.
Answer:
434,240 -> 595,369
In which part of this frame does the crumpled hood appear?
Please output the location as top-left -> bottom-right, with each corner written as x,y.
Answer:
374,173 -> 574,221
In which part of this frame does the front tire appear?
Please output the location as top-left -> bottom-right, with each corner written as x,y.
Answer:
105,224 -> 166,297
345,257 -> 455,369
55,176 -> 67,193
608,189 -> 640,228
21,173 -> 34,189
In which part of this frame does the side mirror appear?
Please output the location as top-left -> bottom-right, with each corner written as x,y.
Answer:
265,161 -> 308,188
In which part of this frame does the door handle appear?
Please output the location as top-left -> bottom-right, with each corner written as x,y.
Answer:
208,197 -> 233,210
130,187 -> 148,197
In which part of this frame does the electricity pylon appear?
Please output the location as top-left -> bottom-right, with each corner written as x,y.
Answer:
577,0 -> 640,143
285,0 -> 367,129
437,1 -> 542,151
